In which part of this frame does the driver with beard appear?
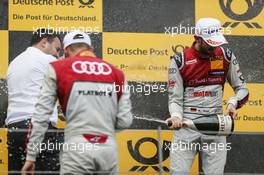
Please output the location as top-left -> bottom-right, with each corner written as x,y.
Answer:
166,18 -> 249,175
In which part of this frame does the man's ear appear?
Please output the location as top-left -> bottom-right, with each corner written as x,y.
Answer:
195,36 -> 202,44
40,38 -> 49,49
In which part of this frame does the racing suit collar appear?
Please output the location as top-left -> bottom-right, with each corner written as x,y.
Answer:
77,50 -> 96,58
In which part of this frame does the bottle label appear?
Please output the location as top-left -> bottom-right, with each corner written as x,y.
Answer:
217,114 -> 233,135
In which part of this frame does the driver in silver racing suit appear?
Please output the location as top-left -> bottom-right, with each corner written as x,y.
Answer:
22,31 -> 133,175
166,18 -> 249,175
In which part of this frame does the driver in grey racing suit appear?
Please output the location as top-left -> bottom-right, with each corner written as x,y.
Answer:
166,18 -> 249,175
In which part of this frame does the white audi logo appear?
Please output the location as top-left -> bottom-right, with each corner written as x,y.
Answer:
72,61 -> 112,75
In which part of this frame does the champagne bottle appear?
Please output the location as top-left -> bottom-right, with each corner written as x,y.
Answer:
168,114 -> 234,136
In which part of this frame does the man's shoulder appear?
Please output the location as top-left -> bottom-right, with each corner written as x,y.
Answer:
170,52 -> 184,69
45,55 -> 57,62
217,46 -> 233,62
50,57 -> 69,67
10,48 -> 29,62
19,47 -> 57,63
8,48 -> 33,71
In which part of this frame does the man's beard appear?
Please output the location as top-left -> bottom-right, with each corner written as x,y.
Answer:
200,45 -> 215,55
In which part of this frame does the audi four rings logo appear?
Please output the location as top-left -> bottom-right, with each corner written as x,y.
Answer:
72,61 -> 112,75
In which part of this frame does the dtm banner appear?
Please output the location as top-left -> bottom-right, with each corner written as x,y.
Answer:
103,32 -> 193,81
195,0 -> 264,36
223,83 -> 264,132
0,31 -> 8,78
9,0 -> 102,32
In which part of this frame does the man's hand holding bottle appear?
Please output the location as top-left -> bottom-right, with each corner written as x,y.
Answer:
166,117 -> 183,129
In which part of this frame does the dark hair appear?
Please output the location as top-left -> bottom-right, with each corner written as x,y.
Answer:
30,28 -> 61,46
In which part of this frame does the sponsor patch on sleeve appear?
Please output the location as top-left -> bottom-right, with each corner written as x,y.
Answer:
168,80 -> 176,88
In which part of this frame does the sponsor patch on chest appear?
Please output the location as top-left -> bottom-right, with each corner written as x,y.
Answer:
210,56 -> 223,69
187,91 -> 218,97
208,70 -> 225,76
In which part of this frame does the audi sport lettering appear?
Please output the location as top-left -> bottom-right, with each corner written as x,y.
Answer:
72,61 -> 112,75
188,77 -> 224,86
208,77 -> 223,83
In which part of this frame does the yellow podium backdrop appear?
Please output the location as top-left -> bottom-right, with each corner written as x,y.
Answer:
0,129 -> 198,175
0,31 -> 8,78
